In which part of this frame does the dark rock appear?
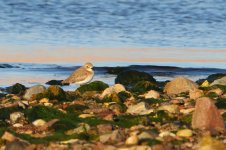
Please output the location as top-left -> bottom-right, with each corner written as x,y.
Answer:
192,97 -> 225,131
77,81 -> 109,93
115,70 -> 156,87
6,83 -> 26,95
46,80 -> 69,86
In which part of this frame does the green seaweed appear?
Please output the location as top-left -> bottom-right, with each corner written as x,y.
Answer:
117,91 -> 131,102
65,104 -> 89,114
25,105 -> 66,122
0,107 -> 23,120
207,92 -> 218,99
215,98 -> 226,109
77,81 -> 109,93
180,114 -> 192,125
143,98 -> 165,105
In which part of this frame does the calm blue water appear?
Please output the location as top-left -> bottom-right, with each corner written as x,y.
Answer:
0,0 -> 226,48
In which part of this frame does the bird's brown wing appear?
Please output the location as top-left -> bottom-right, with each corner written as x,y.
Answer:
62,67 -> 90,84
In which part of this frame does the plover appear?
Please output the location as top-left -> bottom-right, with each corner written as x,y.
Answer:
62,62 -> 94,85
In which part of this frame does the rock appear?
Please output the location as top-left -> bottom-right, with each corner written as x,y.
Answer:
164,77 -> 198,95
115,70 -> 156,87
180,108 -> 195,114
144,90 -> 160,99
201,80 -> 210,87
32,119 -> 47,127
131,81 -> 160,94
206,73 -> 226,83
6,83 -> 26,95
210,76 -> 226,86
78,114 -> 95,118
189,89 -> 204,100
39,98 -> 49,103
207,88 -> 223,96
65,123 -> 90,135
99,129 -> 126,143
126,102 -> 153,115
197,135 -> 226,150
100,84 -> 126,99
138,131 -> 154,140
77,81 -> 109,93
125,135 -> 138,145
10,112 -> 25,124
97,124 -> 113,134
1,131 -> 16,142
158,104 -> 179,114
46,80 -> 69,86
192,97 -> 225,131
176,129 -> 193,137
5,140 -> 30,150
159,131 -> 176,138
23,85 -> 46,100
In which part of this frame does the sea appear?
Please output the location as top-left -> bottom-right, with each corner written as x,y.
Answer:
0,0 -> 226,90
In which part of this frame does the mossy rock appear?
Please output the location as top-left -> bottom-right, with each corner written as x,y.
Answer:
6,83 -> 26,95
77,81 -> 109,93
34,85 -> 70,101
115,70 -> 156,87
197,73 -> 226,85
25,105 -> 66,122
131,81 -> 160,94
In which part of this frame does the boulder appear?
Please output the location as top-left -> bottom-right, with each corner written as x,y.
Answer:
131,81 -> 160,94
164,77 -> 198,95
192,97 -> 225,131
23,85 -> 46,100
100,84 -> 126,99
210,76 -> 226,86
115,70 -> 156,87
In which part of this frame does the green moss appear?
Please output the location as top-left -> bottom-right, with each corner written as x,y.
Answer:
222,112 -> 226,121
131,81 -> 160,94
139,138 -> 161,146
65,104 -> 89,114
34,85 -> 71,102
180,114 -> 192,125
207,92 -> 219,99
215,98 -> 226,109
143,98 -> 165,105
117,91 -> 131,102
6,83 -> 26,94
0,107 -> 23,120
12,131 -> 97,144
77,81 -> 109,93
51,118 -> 78,131
114,115 -> 150,128
115,70 -> 156,87
25,105 -> 66,122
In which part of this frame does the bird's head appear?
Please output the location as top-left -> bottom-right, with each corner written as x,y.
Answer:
84,62 -> 93,70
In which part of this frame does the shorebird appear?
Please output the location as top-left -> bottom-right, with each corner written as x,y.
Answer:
62,62 -> 94,85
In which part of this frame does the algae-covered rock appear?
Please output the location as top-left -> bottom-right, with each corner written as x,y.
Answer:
131,81 -> 160,94
34,85 -> 69,101
77,81 -> 109,93
23,85 -> 46,100
115,70 -> 156,87
164,77 -> 198,95
6,83 -> 26,95
26,105 -> 66,122
210,76 -> 226,86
